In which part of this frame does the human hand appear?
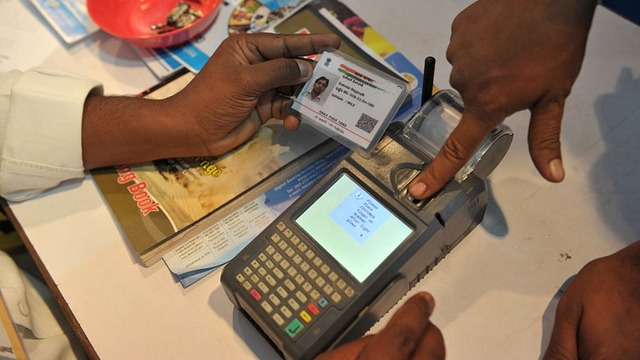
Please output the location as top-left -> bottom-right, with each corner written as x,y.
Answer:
169,32 -> 341,156
82,33 -> 340,169
408,0 -> 598,199
315,292 -> 445,360
543,240 -> 640,359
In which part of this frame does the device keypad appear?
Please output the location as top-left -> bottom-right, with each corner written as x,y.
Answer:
235,221 -> 356,340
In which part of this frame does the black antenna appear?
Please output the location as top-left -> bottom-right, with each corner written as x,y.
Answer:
421,56 -> 436,106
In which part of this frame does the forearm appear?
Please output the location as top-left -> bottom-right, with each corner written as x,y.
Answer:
81,94 -> 199,169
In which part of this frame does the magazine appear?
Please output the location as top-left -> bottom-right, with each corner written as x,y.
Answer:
28,0 -> 99,44
91,70 -> 335,266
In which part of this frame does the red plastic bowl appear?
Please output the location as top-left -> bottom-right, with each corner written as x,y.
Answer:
87,0 -> 222,48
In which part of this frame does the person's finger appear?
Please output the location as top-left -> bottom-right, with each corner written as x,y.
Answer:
314,336 -> 373,360
528,99 -> 566,183
241,58 -> 316,96
239,33 -> 340,91
253,91 -> 295,123
357,292 -> 439,359
412,322 -> 446,360
283,115 -> 301,131
243,33 -> 341,62
542,295 -> 581,360
269,93 -> 294,120
204,110 -> 264,155
408,111 -> 495,199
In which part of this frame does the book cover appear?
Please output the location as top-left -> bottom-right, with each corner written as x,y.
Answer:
92,70 -> 332,266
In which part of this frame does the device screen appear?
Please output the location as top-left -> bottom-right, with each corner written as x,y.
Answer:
296,174 -> 413,282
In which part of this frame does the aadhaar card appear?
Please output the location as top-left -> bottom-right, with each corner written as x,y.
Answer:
289,48 -> 408,154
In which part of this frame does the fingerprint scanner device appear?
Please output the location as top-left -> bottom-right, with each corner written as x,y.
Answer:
221,58 -> 514,359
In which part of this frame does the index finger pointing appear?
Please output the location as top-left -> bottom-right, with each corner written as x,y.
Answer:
408,111 -> 494,199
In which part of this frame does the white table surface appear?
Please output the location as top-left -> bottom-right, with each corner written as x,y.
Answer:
7,1 -> 640,359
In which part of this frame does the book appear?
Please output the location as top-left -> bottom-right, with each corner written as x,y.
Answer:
28,0 -> 99,44
91,69 -> 336,266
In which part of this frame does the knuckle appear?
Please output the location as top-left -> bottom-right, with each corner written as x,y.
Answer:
441,136 -> 474,165
387,324 -> 423,356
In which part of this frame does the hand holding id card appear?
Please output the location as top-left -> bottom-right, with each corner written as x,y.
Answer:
288,48 -> 409,155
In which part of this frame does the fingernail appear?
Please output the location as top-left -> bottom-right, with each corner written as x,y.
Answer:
409,181 -> 427,198
418,292 -> 436,313
549,158 -> 565,182
296,59 -> 311,79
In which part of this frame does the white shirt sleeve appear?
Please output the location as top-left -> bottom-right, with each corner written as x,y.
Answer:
0,68 -> 103,202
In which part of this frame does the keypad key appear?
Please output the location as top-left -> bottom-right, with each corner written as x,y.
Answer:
287,266 -> 297,277
281,306 -> 293,319
269,294 -> 281,306
328,272 -> 339,282
242,281 -> 252,290
323,284 -> 334,296
320,264 -> 331,275
265,275 -> 277,287
302,282 -> 313,293
258,267 -> 267,276
266,245 -> 276,255
307,269 -> 318,280
300,262 -> 310,272
257,282 -> 269,294
296,291 -> 308,303
345,287 -> 355,298
331,292 -> 342,303
284,279 -> 296,292
250,289 -> 261,301
288,298 -> 300,311
318,298 -> 328,308
285,319 -> 303,338
300,310 -> 312,323
276,286 -> 288,299
313,257 -> 323,267
261,301 -> 273,313
273,268 -> 285,280
307,303 -> 320,316
273,313 -> 285,326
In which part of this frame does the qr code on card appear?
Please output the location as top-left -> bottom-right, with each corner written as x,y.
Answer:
355,113 -> 379,134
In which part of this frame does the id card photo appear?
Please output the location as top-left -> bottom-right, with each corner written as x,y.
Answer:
290,49 -> 408,154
